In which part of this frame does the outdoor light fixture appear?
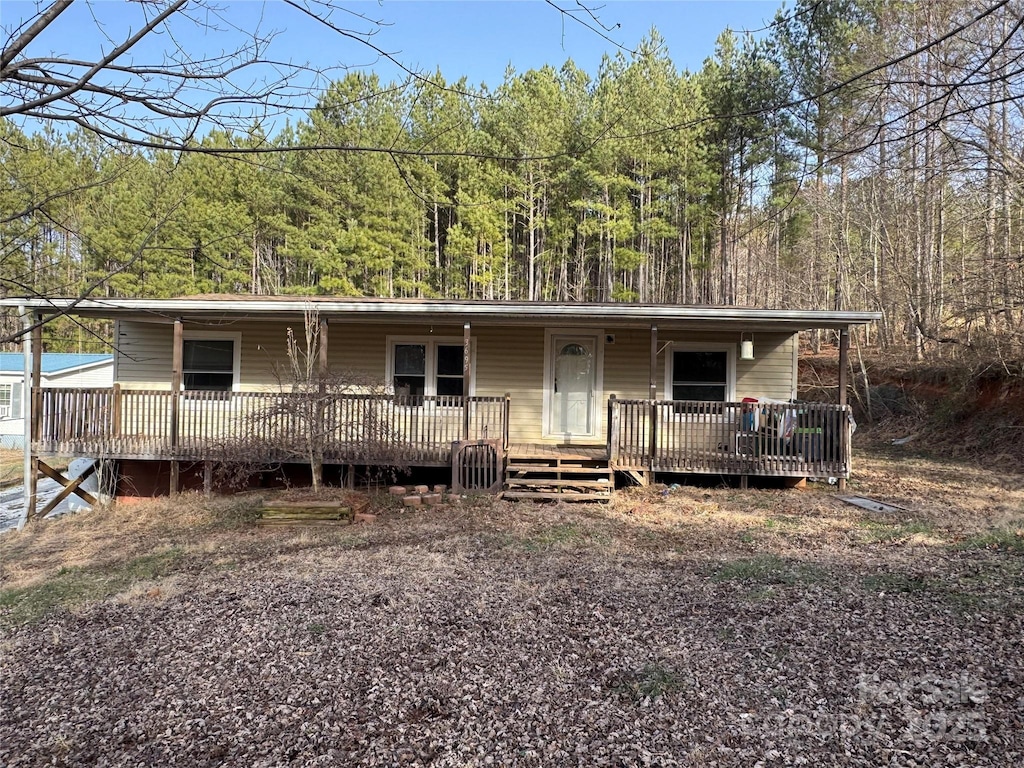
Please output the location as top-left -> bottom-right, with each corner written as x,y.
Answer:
740,331 -> 755,361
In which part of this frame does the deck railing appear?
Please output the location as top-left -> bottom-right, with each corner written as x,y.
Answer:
609,398 -> 851,478
34,387 -> 510,466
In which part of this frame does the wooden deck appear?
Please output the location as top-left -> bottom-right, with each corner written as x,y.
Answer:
508,443 -> 608,461
608,398 -> 851,479
28,388 -> 853,498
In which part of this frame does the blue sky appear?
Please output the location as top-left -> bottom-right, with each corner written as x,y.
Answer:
3,0 -> 785,135
4,1 -> 784,83
326,0 -> 786,85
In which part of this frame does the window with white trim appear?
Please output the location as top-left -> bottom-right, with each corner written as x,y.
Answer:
0,383 -> 13,418
183,338 -> 236,391
667,346 -> 733,402
388,339 -> 468,400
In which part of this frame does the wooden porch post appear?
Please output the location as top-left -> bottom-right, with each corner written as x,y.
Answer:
319,317 -> 329,388
649,325 -> 658,401
462,321 -> 471,440
838,326 -> 850,492
649,325 -> 658,473
26,313 -> 42,525
170,319 -> 183,495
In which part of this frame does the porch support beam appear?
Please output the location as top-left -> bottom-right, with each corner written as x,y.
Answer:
170,318 -> 183,494
462,321 -> 471,440
649,325 -> 658,472
319,317 -> 329,387
21,310 -> 40,528
27,313 -> 42,524
838,326 -> 850,492
649,325 -> 658,400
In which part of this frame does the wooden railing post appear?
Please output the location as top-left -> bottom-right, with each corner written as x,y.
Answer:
462,322 -> 471,441
503,393 -> 511,450
607,394 -> 618,465
111,383 -> 122,439
838,327 -> 850,491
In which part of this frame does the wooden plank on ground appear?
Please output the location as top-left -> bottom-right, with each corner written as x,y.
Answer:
837,496 -> 910,514
257,504 -> 353,526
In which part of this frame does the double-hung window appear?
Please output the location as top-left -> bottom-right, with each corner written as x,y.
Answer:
182,335 -> 239,392
667,345 -> 734,402
389,338 -> 469,402
0,382 -> 16,419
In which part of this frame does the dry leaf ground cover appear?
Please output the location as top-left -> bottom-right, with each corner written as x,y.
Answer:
1,445 -> 1023,767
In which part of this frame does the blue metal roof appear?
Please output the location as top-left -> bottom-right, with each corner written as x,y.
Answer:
0,353 -> 112,374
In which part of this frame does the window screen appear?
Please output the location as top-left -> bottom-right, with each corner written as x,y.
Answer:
393,343 -> 426,398
183,339 -> 235,391
671,350 -> 728,401
435,344 -> 464,396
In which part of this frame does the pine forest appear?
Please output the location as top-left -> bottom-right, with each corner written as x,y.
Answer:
2,0 -> 1023,363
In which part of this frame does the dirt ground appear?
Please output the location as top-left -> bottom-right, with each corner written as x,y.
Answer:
1,442 -> 1022,766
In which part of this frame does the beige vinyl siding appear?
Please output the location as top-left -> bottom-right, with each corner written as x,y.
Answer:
117,320 -> 470,389
115,319 -> 798,445
733,332 -> 796,401
473,326 -> 545,443
117,322 -> 175,388
603,329 -> 658,401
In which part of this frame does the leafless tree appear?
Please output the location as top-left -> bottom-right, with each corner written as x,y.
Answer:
209,309 -> 407,493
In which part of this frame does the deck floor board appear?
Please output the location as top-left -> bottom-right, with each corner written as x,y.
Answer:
509,443 -> 608,461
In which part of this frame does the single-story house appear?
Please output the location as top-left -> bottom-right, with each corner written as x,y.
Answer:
0,352 -> 113,450
4,297 -> 878,510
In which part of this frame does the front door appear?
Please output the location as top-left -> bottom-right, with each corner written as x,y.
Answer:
550,336 -> 596,438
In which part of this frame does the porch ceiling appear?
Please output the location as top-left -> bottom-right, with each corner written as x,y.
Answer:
3,297 -> 880,332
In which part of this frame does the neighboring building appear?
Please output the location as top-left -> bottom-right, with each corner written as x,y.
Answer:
0,353 -> 113,449
3,297 -> 878,502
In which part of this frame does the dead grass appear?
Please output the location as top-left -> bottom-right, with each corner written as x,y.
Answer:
2,444 -> 1022,607
0,449 -> 69,487
0,491 -> 261,588
0,448 -> 24,485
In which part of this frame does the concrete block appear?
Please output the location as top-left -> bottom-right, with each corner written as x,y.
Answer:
389,485 -> 408,496
402,495 -> 422,507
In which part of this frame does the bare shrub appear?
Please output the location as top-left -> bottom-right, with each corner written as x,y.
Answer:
209,309 -> 408,493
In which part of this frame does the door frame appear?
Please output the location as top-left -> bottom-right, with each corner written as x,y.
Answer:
542,327 -> 604,441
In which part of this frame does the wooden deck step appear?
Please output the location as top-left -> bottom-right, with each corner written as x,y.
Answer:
506,464 -> 612,474
506,479 -> 612,489
503,490 -> 613,501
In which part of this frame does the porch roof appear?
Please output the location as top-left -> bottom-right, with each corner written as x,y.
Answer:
4,296 -> 880,332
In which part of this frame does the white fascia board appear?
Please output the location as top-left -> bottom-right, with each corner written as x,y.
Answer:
0,297 -> 882,329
